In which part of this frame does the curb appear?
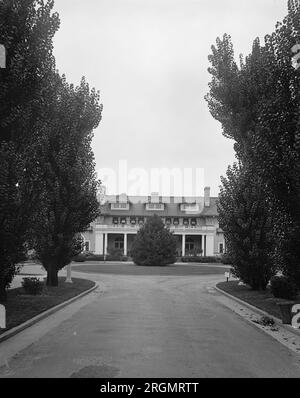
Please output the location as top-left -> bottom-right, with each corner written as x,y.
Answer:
0,281 -> 99,344
215,285 -> 300,338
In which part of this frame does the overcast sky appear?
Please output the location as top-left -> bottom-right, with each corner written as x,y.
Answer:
53,0 -> 287,197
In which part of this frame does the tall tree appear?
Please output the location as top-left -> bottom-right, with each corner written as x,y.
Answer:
206,0 -> 300,286
131,215 -> 177,266
30,77 -> 103,286
218,164 -> 276,291
0,0 -> 60,301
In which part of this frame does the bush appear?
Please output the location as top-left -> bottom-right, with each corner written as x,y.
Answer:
131,215 -> 177,266
22,277 -> 44,295
181,256 -> 221,263
270,276 -> 298,300
72,254 -> 86,262
220,253 -> 233,265
85,254 -> 105,261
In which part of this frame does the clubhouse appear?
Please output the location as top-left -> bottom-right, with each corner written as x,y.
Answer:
82,187 -> 225,258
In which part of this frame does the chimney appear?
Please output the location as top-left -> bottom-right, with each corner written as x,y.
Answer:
204,187 -> 210,207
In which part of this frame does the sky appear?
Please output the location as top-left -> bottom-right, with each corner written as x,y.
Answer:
53,0 -> 287,197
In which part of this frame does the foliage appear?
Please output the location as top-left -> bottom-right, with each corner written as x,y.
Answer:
29,77 -> 103,286
206,0 -> 300,287
218,164 -> 276,290
72,254 -> 86,263
131,215 -> 177,266
181,256 -> 221,263
0,0 -> 60,300
270,276 -> 298,300
22,277 -> 44,296
220,253 -> 233,265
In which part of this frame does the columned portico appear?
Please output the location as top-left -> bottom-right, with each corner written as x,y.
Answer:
95,232 -> 104,255
104,233 -> 108,256
206,235 -> 214,257
124,233 -> 128,256
182,234 -> 186,257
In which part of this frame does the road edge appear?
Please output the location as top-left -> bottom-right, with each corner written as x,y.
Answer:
215,285 -> 300,338
0,281 -> 99,344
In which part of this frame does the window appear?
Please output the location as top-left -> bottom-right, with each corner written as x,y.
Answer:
146,203 -> 165,211
84,241 -> 90,252
120,217 -> 127,225
113,217 -> 119,225
111,203 -> 130,210
191,218 -> 197,226
180,204 -> 199,212
173,218 -> 179,226
219,243 -> 224,254
130,217 -> 136,225
115,237 -> 124,250
165,218 -> 171,225
183,218 -> 189,226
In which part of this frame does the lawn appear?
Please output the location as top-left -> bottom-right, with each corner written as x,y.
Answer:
217,281 -> 300,319
0,277 -> 95,334
73,262 -> 230,276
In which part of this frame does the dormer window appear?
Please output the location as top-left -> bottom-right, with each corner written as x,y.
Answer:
111,203 -> 130,210
146,203 -> 165,211
180,203 -> 199,212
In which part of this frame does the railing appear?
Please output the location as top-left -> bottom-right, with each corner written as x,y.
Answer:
95,224 -> 216,233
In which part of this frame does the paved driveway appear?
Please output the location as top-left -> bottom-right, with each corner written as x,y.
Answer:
1,264 -> 300,378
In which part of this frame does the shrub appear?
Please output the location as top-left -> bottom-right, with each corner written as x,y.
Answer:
22,277 -> 44,295
270,276 -> 298,300
72,254 -> 86,262
220,253 -> 233,265
181,256 -> 221,263
85,254 -> 105,261
131,215 -> 177,266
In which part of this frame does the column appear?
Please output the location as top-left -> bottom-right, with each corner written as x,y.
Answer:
95,233 -> 104,255
104,233 -> 108,256
182,234 -> 186,257
124,233 -> 128,256
206,235 -> 214,257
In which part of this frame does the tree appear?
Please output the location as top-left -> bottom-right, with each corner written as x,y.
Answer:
131,215 -> 177,266
218,164 -> 276,291
206,0 -> 300,287
30,76 -> 103,286
0,0 -> 60,300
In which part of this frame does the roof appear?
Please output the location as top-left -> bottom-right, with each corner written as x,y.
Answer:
100,197 -> 219,217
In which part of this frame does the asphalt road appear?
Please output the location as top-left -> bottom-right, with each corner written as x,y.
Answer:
1,265 -> 300,378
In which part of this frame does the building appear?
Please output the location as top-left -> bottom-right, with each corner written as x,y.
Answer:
82,187 -> 225,258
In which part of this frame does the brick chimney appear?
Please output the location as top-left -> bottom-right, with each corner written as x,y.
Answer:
204,187 -> 210,207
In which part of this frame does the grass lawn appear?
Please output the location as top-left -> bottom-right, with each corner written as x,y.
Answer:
217,281 -> 300,320
0,277 -> 95,335
73,262 -> 230,276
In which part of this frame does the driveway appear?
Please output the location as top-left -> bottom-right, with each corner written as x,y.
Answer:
1,264 -> 300,378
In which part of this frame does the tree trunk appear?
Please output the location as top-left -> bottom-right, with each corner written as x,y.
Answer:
46,265 -> 59,287
0,283 -> 7,303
